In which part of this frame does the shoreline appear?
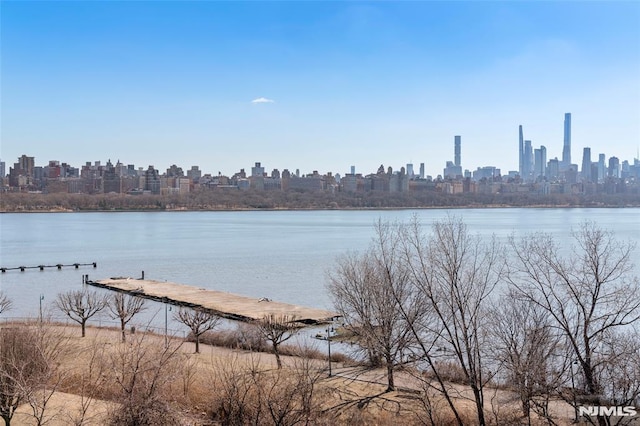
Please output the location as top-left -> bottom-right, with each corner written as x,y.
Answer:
1,203 -> 639,213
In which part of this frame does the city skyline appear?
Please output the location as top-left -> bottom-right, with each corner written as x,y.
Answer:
2,2 -> 639,177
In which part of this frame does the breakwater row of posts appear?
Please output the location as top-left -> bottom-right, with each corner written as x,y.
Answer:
1,262 -> 97,273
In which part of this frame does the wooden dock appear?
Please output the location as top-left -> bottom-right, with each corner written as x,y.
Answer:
87,277 -> 337,325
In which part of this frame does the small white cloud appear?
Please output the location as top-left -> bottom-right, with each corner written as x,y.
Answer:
251,97 -> 275,104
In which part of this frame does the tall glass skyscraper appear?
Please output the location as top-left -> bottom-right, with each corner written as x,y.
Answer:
518,125 -> 524,176
582,147 -> 592,182
524,140 -> 533,181
562,113 -> 572,167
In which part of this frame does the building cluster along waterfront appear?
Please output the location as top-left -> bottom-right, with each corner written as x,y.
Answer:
3,114 -> 639,198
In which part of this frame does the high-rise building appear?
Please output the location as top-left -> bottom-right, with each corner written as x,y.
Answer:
454,136 -> 461,167
518,125 -> 524,176
547,158 -> 560,180
406,163 -> 414,177
251,162 -> 265,177
562,113 -> 571,167
523,140 -> 533,181
608,157 -> 620,178
0,160 -> 5,178
443,161 -> 462,179
534,145 -> 547,181
598,154 -> 606,183
581,147 -> 592,182
419,163 -> 425,179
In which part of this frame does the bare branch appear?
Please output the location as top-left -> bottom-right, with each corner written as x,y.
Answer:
107,293 -> 146,342
174,308 -> 220,353
253,314 -> 300,369
55,290 -> 109,337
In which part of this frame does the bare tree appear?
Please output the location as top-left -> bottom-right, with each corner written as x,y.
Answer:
508,222 -> 640,425
0,327 -> 49,426
55,290 -> 109,337
328,219 -> 421,391
107,293 -> 146,342
593,328 -> 640,426
0,294 -> 11,315
401,215 -> 504,426
174,308 -> 220,354
254,314 -> 299,369
489,289 -> 564,422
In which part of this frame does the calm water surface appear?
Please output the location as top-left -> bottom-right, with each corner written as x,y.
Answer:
1,208 -> 638,330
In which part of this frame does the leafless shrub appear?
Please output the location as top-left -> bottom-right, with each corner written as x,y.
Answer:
0,293 -> 11,315
209,354 -> 263,425
58,335 -> 110,426
209,352 -> 327,426
107,332 -> 184,425
423,361 -> 468,386
0,327 -> 49,425
198,327 -> 269,353
23,323 -> 73,426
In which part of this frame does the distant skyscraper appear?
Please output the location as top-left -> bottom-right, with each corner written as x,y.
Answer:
0,160 -> 5,178
419,163 -> 425,179
581,147 -> 592,182
251,162 -> 264,177
562,113 -> 571,167
518,125 -> 524,176
608,157 -> 620,178
406,163 -> 414,177
350,166 -> 355,175
523,140 -> 533,181
534,145 -> 547,181
443,161 -> 462,179
598,154 -> 606,183
454,136 -> 461,167
547,158 -> 560,180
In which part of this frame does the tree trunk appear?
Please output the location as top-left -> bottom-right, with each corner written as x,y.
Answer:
195,335 -> 200,354
81,321 -> 86,337
385,353 -> 395,392
471,385 -> 485,426
273,343 -> 282,369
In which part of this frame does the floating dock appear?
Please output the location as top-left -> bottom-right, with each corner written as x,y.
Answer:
87,277 -> 337,325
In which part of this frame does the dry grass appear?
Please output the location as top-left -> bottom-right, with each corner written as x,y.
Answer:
5,321 -> 580,426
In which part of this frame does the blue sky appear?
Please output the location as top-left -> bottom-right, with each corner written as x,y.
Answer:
2,1 -> 639,177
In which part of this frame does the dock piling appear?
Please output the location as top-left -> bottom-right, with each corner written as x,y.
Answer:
0,263 -> 98,273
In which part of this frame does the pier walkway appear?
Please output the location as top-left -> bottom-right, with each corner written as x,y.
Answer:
87,277 -> 337,325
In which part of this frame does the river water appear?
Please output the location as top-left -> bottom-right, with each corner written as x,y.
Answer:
1,208 -> 638,336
